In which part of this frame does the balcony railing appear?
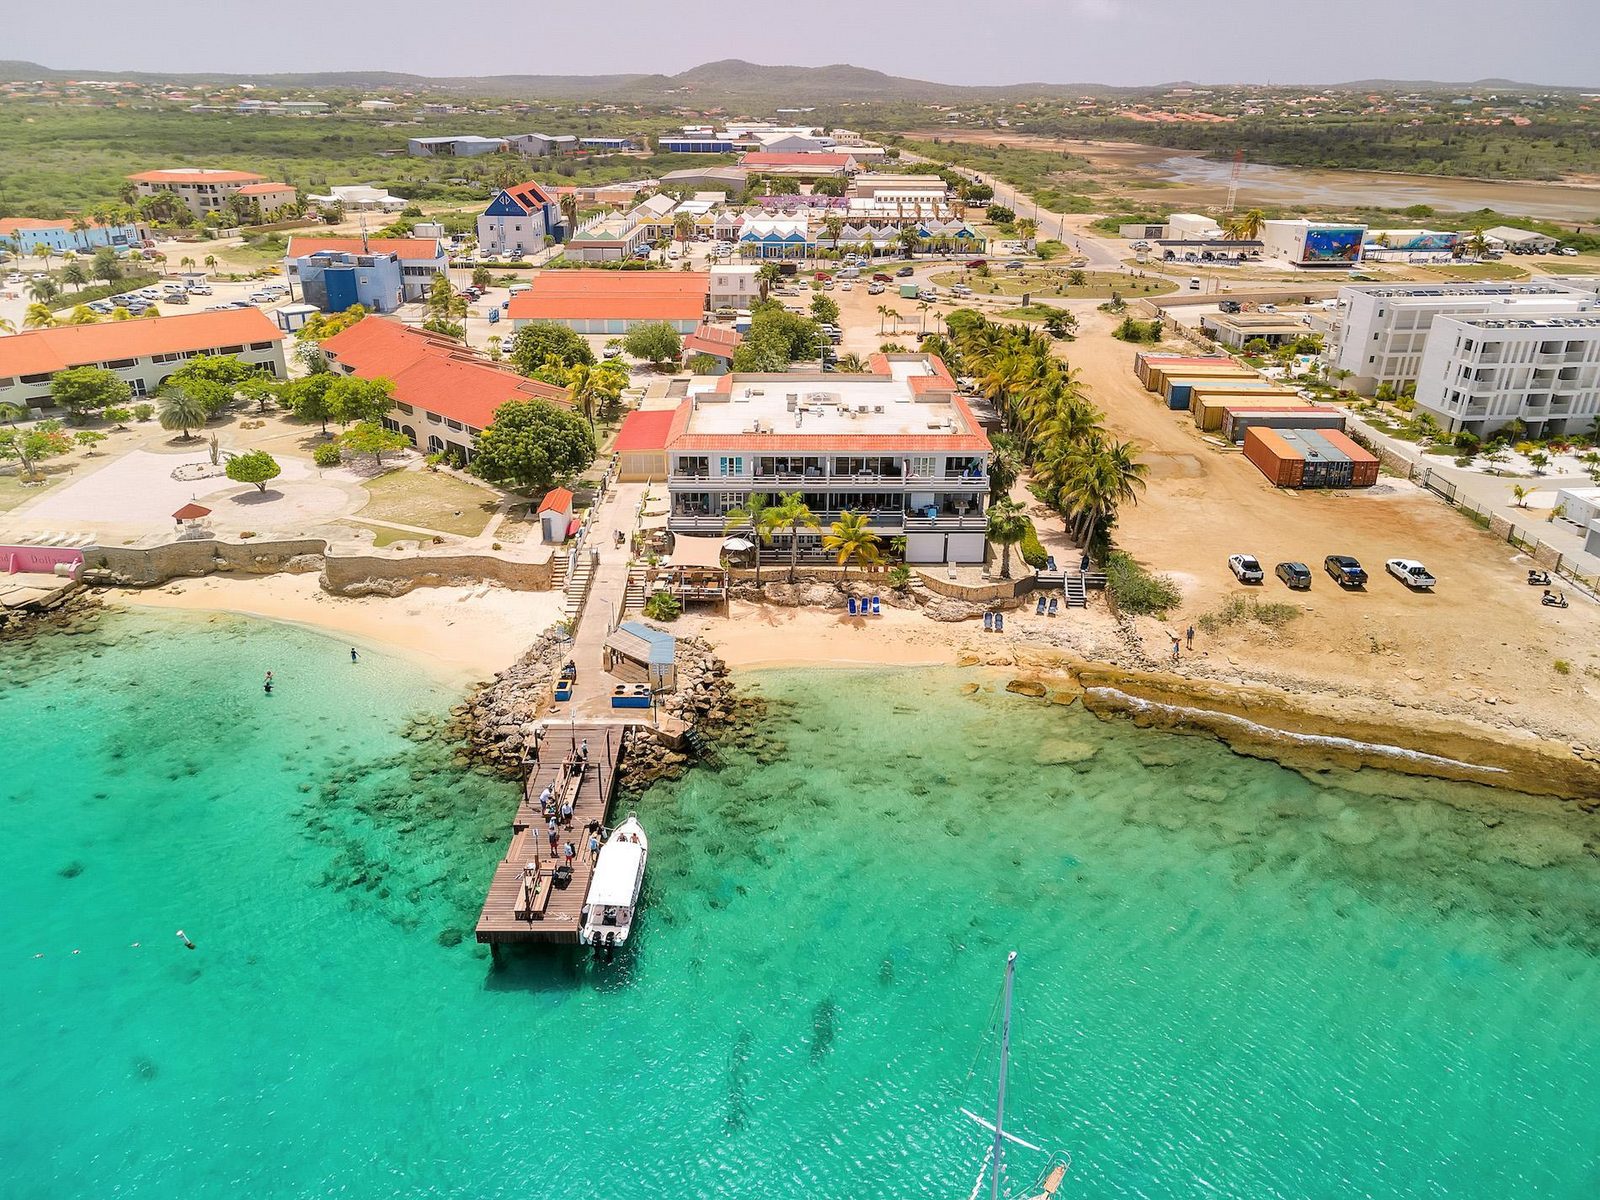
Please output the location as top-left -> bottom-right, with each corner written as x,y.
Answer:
903,512 -> 988,531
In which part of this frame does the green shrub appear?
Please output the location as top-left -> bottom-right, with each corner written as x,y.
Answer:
643,590 -> 681,621
1197,595 -> 1302,635
312,441 -> 342,467
887,564 -> 912,590
132,403 -> 154,422
1553,659 -> 1571,675
1019,516 -> 1049,570
1104,551 -> 1181,617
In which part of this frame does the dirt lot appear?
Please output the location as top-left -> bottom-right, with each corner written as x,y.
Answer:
1063,308 -> 1600,745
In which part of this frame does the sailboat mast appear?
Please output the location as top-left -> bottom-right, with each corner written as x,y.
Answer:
990,950 -> 1017,1200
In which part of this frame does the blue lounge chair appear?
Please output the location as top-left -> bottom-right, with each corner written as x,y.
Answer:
848,596 -> 858,615
1036,594 -> 1046,615
983,611 -> 994,632
994,612 -> 1005,632
1047,555 -> 1058,572
1048,596 -> 1058,617
871,596 -> 881,616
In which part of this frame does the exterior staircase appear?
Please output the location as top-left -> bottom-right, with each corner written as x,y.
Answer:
561,550 -> 595,623
623,566 -> 649,612
1064,574 -> 1088,608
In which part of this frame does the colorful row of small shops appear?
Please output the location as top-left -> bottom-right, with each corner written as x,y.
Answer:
1135,352 -> 1377,489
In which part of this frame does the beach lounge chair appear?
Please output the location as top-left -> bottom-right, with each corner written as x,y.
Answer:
1048,596 -> 1058,617
871,596 -> 881,615
1047,555 -> 1058,572
1036,595 -> 1047,615
994,612 -> 1005,632
983,611 -> 994,632
848,596 -> 858,615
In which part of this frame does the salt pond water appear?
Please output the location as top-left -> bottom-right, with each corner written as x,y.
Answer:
3,610 -> 1597,1198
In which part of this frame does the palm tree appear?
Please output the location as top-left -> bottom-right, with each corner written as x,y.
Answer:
1510,484 -> 1530,508
22,303 -> 56,329
65,305 -> 99,325
61,262 -> 88,292
917,300 -> 932,335
204,254 -> 217,273
559,193 -> 579,240
756,261 -> 783,301
1465,227 -> 1491,258
876,304 -> 893,335
70,215 -> 91,250
769,491 -> 820,583
823,510 -> 882,576
1223,208 -> 1266,241
564,363 -> 603,432
27,277 -> 59,305
0,318 -> 14,335
157,387 -> 207,440
1054,437 -> 1148,552
724,492 -> 778,584
986,498 -> 1029,579
835,353 -> 868,374
31,243 -> 54,272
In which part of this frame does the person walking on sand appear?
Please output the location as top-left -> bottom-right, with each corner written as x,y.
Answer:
1171,635 -> 1181,663
350,647 -> 359,664
1186,625 -> 1195,651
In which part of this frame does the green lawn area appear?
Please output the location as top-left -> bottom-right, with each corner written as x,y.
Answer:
930,268 -> 1174,299
996,305 -> 1065,323
1417,262 -> 1530,282
0,472 -> 59,512
343,521 -> 428,548
355,469 -> 500,536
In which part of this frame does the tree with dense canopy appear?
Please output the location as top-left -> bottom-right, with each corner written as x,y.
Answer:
326,376 -> 395,427
0,425 -> 71,479
622,321 -> 682,368
281,373 -> 337,433
468,400 -> 595,493
164,355 -> 257,417
50,366 -> 130,422
338,422 -> 410,467
225,450 -> 282,492
510,322 -> 594,376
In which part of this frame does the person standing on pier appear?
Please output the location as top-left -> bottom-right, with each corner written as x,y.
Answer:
588,832 -> 600,864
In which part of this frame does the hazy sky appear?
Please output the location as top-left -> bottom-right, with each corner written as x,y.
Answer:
14,0 -> 1599,88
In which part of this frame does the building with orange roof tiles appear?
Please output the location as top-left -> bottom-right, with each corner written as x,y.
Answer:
127,168 -> 267,219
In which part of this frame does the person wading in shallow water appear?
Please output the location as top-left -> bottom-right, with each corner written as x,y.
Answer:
264,670 -> 274,695
350,647 -> 359,664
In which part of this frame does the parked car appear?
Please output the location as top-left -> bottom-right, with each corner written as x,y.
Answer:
1557,246 -> 1580,256
896,266 -> 914,277
867,282 -> 885,295
1004,260 -> 1025,270
950,284 -> 972,297
1324,555 -> 1368,587
1188,277 -> 1202,290
189,284 -> 213,295
1385,559 -> 1436,590
1218,300 -> 1242,314
965,258 -> 987,269
164,290 -> 189,304
1228,554 -> 1265,584
1130,240 -> 1151,250
872,273 -> 892,282
1275,561 -> 1311,590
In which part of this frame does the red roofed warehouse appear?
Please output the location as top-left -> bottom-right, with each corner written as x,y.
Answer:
0,309 -> 286,415
668,353 -> 991,564
284,236 -> 448,312
127,168 -> 269,220
739,152 -> 858,177
509,270 -> 710,335
319,317 -> 567,464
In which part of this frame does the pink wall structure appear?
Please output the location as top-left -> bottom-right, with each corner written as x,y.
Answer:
2,545 -> 85,577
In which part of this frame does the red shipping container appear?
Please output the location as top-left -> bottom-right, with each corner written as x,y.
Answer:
1316,428 -> 1380,487
1243,426 -> 1304,487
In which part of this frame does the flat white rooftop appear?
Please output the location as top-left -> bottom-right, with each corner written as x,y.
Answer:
683,374 -> 970,439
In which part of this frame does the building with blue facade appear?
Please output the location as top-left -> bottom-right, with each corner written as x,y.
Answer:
659,137 -> 736,154
0,216 -> 149,255
283,236 -> 447,313
737,216 -> 813,260
476,180 -> 565,259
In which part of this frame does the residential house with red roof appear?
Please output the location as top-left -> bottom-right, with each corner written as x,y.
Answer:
476,179 -> 565,259
283,235 -> 448,312
319,317 -> 567,464
508,270 -> 710,335
0,308 -> 285,414
667,353 -> 991,564
683,324 -> 742,374
127,168 -> 268,219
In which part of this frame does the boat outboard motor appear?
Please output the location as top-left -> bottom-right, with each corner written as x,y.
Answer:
604,930 -> 617,963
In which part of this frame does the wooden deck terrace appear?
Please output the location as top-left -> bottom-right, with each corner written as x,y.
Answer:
476,723 -> 630,949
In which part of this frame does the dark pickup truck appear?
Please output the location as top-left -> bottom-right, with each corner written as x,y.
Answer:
1324,555 -> 1368,587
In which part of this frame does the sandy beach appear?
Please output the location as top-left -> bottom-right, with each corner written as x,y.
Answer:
112,574 -> 563,684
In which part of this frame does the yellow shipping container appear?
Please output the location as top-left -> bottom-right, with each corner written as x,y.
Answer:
1193,388 -> 1304,431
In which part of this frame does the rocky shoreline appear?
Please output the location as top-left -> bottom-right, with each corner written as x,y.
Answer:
453,624 -> 743,789
0,584 -> 103,642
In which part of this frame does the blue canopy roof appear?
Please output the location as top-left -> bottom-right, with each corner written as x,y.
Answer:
616,621 -> 677,665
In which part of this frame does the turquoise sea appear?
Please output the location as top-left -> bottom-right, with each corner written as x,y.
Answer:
3,610 -> 1598,1199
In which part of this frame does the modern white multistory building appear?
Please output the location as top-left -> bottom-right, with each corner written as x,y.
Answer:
1330,281 -> 1600,395
664,354 -> 992,564
1413,313 -> 1600,437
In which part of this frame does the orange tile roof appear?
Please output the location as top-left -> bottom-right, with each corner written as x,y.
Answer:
319,317 -> 567,429
236,182 -> 295,195
0,216 -> 124,234
537,487 -> 573,514
127,169 -> 264,184
613,409 -> 676,453
286,236 -> 444,262
0,309 -> 282,378
684,324 -> 741,357
508,270 -> 709,323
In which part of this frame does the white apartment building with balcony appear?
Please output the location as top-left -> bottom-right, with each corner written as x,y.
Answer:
1414,313 -> 1600,437
665,354 -> 991,564
1329,280 -> 1600,395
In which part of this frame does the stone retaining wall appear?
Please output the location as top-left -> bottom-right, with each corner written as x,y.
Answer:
914,571 -> 1032,603
322,551 -> 552,597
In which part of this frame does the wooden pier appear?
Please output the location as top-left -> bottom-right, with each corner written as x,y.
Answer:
475,723 -> 630,949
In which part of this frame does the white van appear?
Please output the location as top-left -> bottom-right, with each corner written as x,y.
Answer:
837,266 -> 861,279
1188,276 -> 1202,290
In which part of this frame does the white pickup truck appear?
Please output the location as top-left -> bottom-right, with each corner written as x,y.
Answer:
1385,559 -> 1437,590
